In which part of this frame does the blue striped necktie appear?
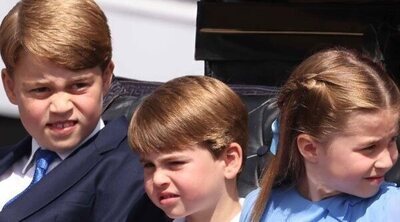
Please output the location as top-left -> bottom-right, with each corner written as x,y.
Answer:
4,149 -> 58,207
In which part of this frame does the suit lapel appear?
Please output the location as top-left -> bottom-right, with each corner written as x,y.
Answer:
1,117 -> 128,221
0,137 -> 31,177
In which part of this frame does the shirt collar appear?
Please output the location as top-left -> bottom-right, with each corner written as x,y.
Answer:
22,119 -> 105,174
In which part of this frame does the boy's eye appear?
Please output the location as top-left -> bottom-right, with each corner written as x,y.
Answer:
167,161 -> 186,169
71,82 -> 89,91
170,161 -> 185,165
142,162 -> 155,169
31,87 -> 50,93
29,87 -> 52,98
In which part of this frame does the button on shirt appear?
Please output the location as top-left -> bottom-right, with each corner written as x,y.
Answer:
0,119 -> 105,210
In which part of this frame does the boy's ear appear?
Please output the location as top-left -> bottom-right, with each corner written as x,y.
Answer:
1,69 -> 17,105
297,133 -> 320,163
222,142 -> 243,179
102,61 -> 114,95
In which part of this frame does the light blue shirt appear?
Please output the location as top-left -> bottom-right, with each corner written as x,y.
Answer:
240,182 -> 400,222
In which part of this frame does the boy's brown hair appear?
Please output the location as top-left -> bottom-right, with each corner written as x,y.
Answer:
128,75 -> 248,169
0,0 -> 112,75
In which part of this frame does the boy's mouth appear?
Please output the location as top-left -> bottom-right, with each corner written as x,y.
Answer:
160,193 -> 179,201
47,120 -> 77,129
159,192 -> 180,205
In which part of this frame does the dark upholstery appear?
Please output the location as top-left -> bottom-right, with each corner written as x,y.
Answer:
103,76 -> 400,197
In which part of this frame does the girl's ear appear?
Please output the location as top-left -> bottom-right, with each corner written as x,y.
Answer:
102,61 -> 114,95
2,69 -> 17,105
222,142 -> 243,179
297,133 -> 320,164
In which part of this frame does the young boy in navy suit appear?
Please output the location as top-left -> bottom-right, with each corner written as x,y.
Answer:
0,0 -> 166,221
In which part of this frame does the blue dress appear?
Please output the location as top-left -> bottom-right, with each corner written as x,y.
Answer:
240,182 -> 400,222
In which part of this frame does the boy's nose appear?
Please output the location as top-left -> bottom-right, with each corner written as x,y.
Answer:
151,169 -> 169,187
49,92 -> 73,113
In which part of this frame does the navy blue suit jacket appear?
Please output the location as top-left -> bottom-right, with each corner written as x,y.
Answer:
0,117 -> 168,222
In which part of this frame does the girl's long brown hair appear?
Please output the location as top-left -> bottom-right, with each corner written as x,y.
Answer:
251,47 -> 400,221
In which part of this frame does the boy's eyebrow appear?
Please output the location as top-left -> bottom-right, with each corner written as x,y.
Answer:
69,74 -> 92,81
139,153 -> 188,163
159,155 -> 186,162
22,79 -> 50,87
